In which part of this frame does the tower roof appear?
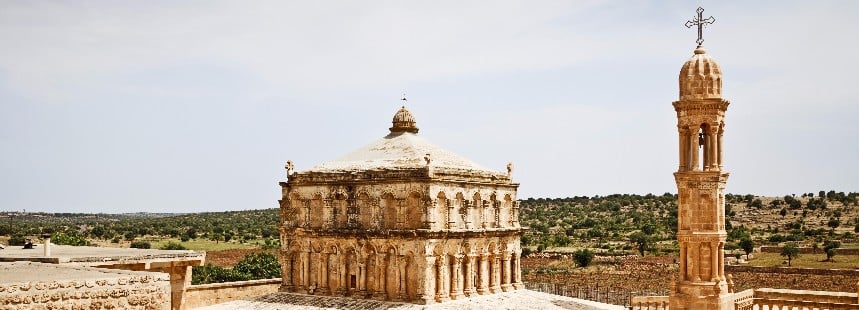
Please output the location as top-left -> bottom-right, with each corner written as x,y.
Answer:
679,46 -> 722,101
303,106 -> 501,175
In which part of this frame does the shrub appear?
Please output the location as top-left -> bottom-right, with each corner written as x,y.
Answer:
521,247 -> 532,257
192,264 -> 250,285
51,231 -> 88,246
573,248 -> 595,267
8,234 -> 26,246
160,241 -> 188,250
130,241 -> 151,249
234,252 -> 282,280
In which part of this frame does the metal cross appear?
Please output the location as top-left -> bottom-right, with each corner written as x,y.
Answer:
401,92 -> 407,103
685,7 -> 715,46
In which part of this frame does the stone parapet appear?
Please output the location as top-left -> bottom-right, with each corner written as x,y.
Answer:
182,278 -> 282,309
0,262 -> 170,310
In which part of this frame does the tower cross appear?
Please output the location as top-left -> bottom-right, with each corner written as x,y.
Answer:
685,7 -> 715,46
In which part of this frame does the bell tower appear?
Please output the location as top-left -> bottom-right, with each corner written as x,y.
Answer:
670,7 -> 733,310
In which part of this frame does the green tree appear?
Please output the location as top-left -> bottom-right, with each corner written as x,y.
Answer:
192,264 -> 250,285
780,242 -> 800,266
823,241 -> 841,261
827,218 -> 840,229
130,241 -> 151,249
739,238 -> 754,256
573,248 -> 595,267
629,232 -> 651,256
779,207 -> 787,218
160,241 -> 188,250
234,252 -> 282,280
51,231 -> 88,246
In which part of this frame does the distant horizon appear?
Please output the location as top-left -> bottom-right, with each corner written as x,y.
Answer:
3,1 -> 857,213
2,190 -> 854,215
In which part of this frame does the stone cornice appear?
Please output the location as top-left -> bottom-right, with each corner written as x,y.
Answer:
284,227 -> 526,239
284,167 -> 516,188
672,98 -> 730,113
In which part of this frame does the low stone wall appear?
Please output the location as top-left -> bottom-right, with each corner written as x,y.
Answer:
182,278 -> 282,309
754,288 -> 858,305
0,262 -> 171,310
726,265 -> 859,276
759,246 -> 859,255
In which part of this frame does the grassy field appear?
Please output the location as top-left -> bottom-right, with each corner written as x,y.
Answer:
144,237 -> 258,251
746,252 -> 859,269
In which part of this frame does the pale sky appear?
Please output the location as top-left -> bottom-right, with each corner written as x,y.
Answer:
1,1 -> 857,213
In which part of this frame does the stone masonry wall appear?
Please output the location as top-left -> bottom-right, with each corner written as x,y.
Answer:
0,264 -> 170,310
182,278 -> 282,309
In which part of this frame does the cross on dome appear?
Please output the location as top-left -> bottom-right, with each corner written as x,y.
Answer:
685,7 -> 715,46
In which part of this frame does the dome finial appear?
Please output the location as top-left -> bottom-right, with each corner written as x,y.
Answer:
390,96 -> 419,134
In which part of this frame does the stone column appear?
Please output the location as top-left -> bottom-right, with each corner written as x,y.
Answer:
435,256 -> 450,302
463,200 -> 473,229
718,126 -> 724,169
358,262 -> 366,294
690,126 -> 699,171
448,255 -> 461,299
283,255 -> 294,291
710,242 -> 719,282
319,253 -> 329,294
465,255 -> 477,296
512,252 -> 522,289
678,127 -> 687,171
422,256 -> 437,304
167,265 -> 192,310
512,201 -> 520,227
302,251 -> 311,293
490,254 -> 502,293
719,242 -> 726,281
501,252 -> 513,291
338,254 -> 349,296
447,199 -> 455,230
423,199 -> 435,229
376,255 -> 388,301
397,256 -> 407,301
692,243 -> 701,282
679,243 -> 687,281
477,254 -> 489,294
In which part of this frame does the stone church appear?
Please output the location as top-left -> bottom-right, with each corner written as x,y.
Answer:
277,106 -> 524,304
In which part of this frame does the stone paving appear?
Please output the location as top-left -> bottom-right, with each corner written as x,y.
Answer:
196,289 -> 625,310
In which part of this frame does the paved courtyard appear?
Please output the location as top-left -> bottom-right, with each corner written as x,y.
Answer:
197,289 -> 625,310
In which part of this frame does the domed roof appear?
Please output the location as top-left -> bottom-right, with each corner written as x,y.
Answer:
305,106 -> 500,175
679,46 -> 722,100
390,106 -> 419,133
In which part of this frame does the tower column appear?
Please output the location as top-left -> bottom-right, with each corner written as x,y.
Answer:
689,126 -> 699,171
708,126 -> 718,170
679,243 -> 687,281
718,125 -> 724,169
710,242 -> 719,281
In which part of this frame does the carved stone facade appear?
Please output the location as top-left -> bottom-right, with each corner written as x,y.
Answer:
278,106 -> 524,304
669,44 -> 733,310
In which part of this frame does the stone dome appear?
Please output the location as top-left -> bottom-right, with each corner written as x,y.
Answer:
390,106 -> 419,134
679,46 -> 722,100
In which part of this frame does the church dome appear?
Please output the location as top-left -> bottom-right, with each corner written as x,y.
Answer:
390,106 -> 419,134
679,46 -> 722,100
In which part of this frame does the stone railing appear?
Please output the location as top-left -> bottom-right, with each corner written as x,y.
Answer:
732,289 -> 754,310
749,288 -> 859,309
631,287 -> 859,310
182,278 -> 282,309
629,295 -> 669,310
